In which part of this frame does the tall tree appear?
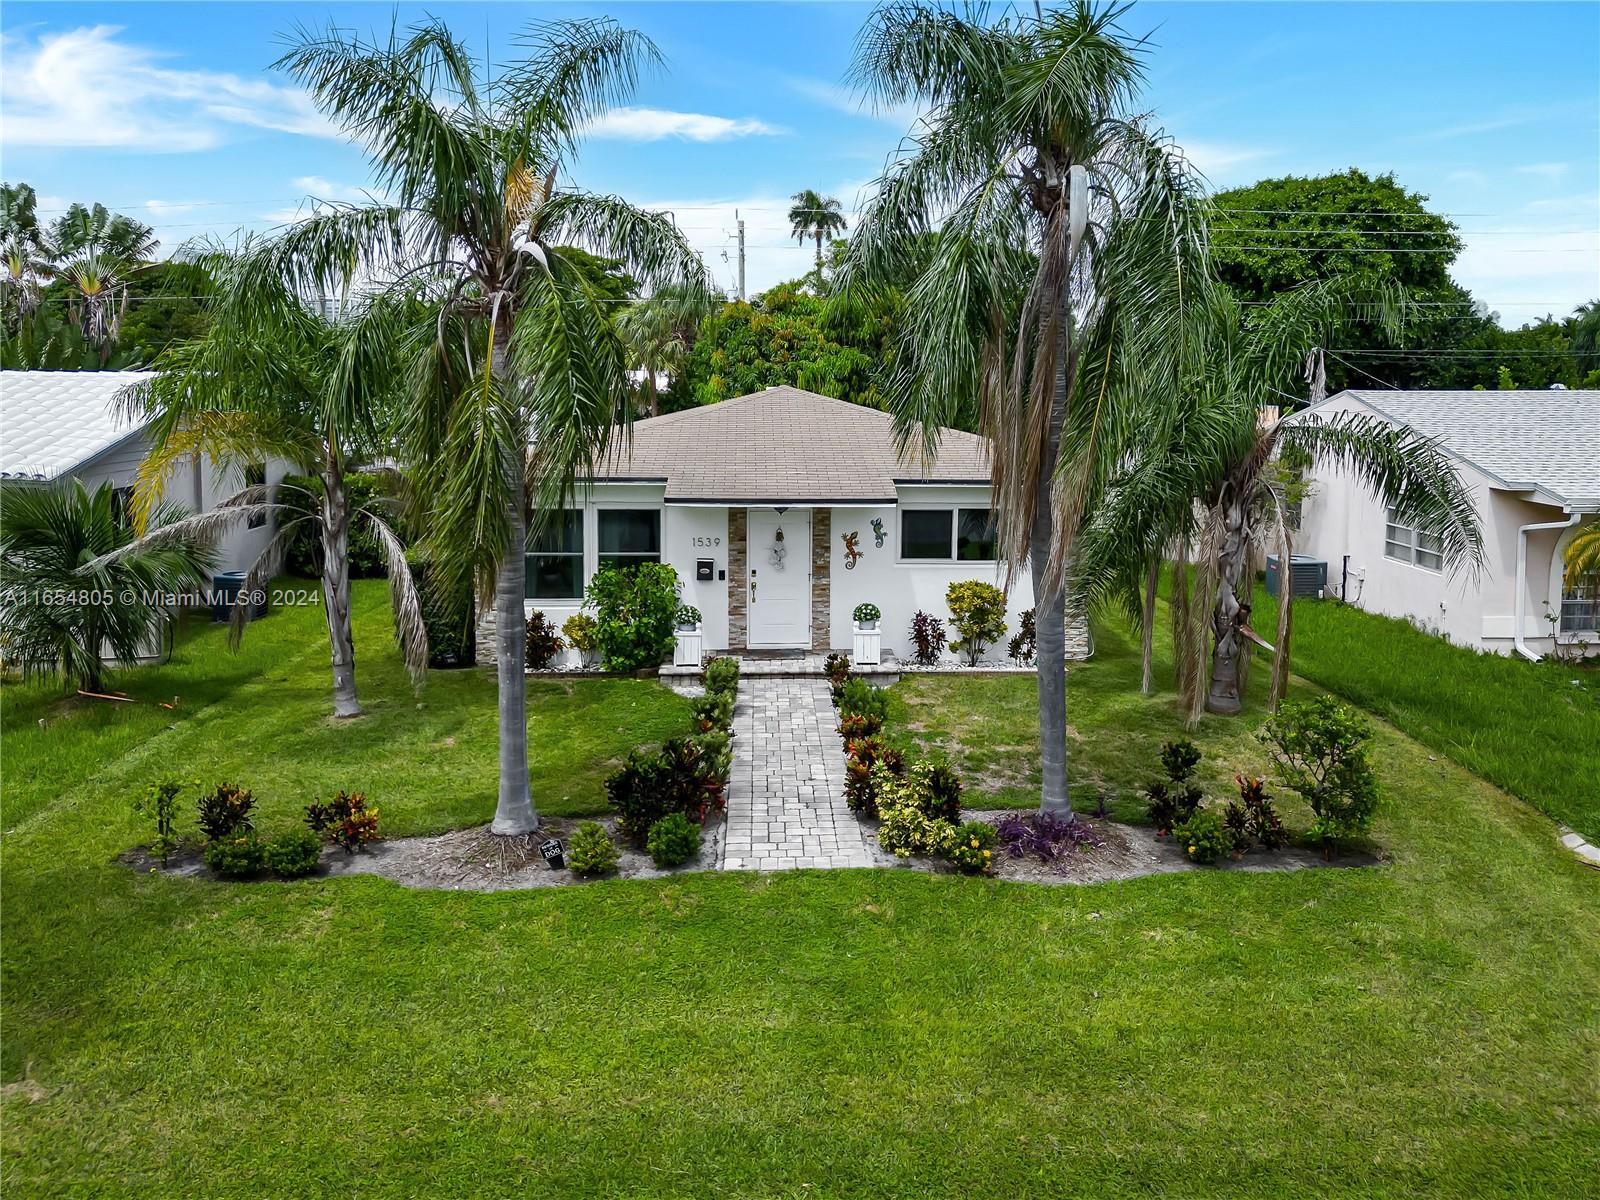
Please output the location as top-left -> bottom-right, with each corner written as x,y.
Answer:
266,17 -> 709,834
839,0 -> 1212,817
45,202 -> 159,364
1,182 -> 51,325
616,284 -> 715,416
788,190 -> 848,280
110,239 -> 426,718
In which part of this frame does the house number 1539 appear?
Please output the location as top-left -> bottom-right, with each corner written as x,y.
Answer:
692,536 -> 722,548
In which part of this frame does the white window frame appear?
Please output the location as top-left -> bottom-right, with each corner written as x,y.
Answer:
896,505 -> 999,564
1383,505 -> 1443,572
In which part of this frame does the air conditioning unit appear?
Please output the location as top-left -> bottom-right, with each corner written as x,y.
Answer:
1266,554 -> 1327,599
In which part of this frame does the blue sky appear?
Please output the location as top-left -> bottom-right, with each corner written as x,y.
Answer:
3,1 -> 1596,325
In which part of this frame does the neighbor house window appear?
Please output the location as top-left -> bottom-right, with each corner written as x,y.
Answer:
901,507 -> 999,561
1561,570 -> 1597,634
598,509 -> 660,571
526,510 -> 583,599
1384,506 -> 1442,571
245,464 -> 266,528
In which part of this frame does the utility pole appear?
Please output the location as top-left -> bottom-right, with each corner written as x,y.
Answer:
735,209 -> 746,301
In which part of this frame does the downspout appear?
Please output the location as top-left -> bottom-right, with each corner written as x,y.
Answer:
1514,511 -> 1580,661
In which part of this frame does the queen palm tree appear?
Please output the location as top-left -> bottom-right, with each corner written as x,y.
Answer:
0,481 -> 213,693
105,238 -> 426,719
260,17 -> 710,834
1076,280 -> 1483,719
788,190 -> 848,280
836,0 -> 1213,818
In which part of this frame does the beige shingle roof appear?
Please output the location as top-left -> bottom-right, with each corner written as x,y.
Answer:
589,386 -> 992,503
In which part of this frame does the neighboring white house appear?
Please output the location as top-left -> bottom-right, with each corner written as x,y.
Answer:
0,369 -> 288,576
1291,388 -> 1598,659
488,385 -> 1088,665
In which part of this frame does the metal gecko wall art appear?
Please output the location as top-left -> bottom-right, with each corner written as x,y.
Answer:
870,517 -> 886,548
841,531 -> 863,570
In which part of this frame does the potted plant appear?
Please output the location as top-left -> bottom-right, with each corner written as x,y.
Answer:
562,612 -> 601,670
673,604 -> 704,668
852,602 -> 882,666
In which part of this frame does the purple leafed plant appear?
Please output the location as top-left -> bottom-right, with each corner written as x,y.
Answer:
994,812 -> 1099,863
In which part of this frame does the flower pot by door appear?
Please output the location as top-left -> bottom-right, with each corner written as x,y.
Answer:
853,623 -> 881,666
673,627 -> 704,667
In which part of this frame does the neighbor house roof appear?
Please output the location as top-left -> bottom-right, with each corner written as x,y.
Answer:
1295,388 -> 1600,509
0,370 -> 154,482
588,385 -> 991,503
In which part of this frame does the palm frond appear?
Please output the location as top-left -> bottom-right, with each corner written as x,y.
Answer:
365,509 -> 429,684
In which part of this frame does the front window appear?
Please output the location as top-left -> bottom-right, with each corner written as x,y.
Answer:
598,509 -> 660,571
526,510 -> 583,599
901,509 -> 954,560
1561,568 -> 1598,634
1384,506 -> 1442,571
901,507 -> 999,561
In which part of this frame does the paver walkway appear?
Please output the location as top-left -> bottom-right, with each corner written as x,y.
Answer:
723,677 -> 874,870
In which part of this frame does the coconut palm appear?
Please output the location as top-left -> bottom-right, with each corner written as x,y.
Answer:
259,17 -> 710,834
0,480 -> 214,693
788,190 -> 848,280
616,285 -> 716,416
109,238 -> 426,719
837,0 -> 1213,817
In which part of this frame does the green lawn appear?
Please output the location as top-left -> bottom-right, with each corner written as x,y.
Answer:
1251,581 -> 1600,842
3,583 -> 1598,1197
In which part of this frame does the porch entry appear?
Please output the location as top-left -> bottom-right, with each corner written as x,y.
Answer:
747,507 -> 812,648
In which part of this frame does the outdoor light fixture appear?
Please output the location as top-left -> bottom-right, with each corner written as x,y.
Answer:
539,837 -> 566,870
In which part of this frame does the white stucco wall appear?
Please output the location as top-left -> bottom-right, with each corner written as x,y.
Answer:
1293,394 -> 1592,656
830,485 -> 1035,662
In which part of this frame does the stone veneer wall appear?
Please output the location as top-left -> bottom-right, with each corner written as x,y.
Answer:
474,596 -> 496,666
727,508 -> 748,651
810,508 -> 831,650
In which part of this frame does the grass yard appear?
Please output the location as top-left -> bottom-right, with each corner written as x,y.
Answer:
3,582 -> 1598,1197
1251,582 -> 1600,842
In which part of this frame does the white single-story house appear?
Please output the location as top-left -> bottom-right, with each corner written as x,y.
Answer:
0,369 -> 287,578
493,385 -> 1088,666
1291,388 -> 1598,659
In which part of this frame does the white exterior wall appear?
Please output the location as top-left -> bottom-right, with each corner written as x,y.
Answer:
830,485 -> 1034,661
1294,394 -> 1593,656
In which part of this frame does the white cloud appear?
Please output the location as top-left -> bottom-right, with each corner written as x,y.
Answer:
585,107 -> 783,143
0,25 -> 341,151
1446,169 -> 1489,188
785,76 -> 924,130
259,176 -> 392,227
1176,139 -> 1274,183
1514,162 -> 1570,182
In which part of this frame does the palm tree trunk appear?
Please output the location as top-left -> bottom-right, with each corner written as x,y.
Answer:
644,370 -> 659,419
319,473 -> 361,718
489,322 -> 537,835
814,232 -> 823,280
1171,535 -> 1190,698
1035,342 -> 1071,818
1205,487 -> 1251,715
1140,555 -> 1158,695
1269,523 -> 1293,710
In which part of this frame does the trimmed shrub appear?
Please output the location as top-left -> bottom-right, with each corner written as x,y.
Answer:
264,827 -> 323,878
135,779 -> 185,866
875,760 -> 963,823
1260,696 -> 1379,852
646,812 -> 702,868
852,602 -> 881,624
305,790 -> 381,853
205,831 -> 265,879
1174,809 -> 1232,866
946,580 -> 1007,665
567,821 -> 620,877
1008,608 -> 1037,665
837,677 -> 888,726
586,562 -> 681,671
525,610 -> 565,670
947,821 -> 998,874
279,471 -> 390,578
877,790 -> 958,859
197,782 -> 255,842
1145,740 -> 1203,832
703,656 -> 740,696
605,738 -> 715,841
692,688 -> 735,733
675,604 -> 702,628
909,610 -> 947,666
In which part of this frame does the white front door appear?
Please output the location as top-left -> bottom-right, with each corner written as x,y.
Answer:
747,508 -> 812,648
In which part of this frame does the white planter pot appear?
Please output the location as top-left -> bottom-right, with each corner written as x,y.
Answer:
673,627 -> 704,667
852,623 -> 882,666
